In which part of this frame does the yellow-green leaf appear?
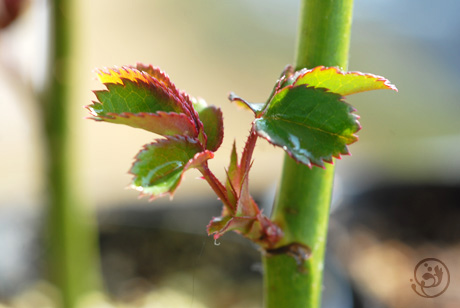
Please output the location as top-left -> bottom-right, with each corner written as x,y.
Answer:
292,66 -> 398,96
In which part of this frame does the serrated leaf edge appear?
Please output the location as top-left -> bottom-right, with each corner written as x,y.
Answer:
293,66 -> 398,95
85,110 -> 199,137
95,66 -> 203,132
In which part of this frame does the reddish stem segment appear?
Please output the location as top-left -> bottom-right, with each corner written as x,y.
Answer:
199,125 -> 259,208
198,163 -> 230,206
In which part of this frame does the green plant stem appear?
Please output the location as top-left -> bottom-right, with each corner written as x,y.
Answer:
42,0 -> 100,307
263,0 -> 353,307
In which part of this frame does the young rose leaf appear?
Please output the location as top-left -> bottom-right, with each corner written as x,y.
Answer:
254,85 -> 359,167
197,106 -> 224,152
88,65 -> 226,153
292,66 -> 398,96
87,67 -> 200,135
189,96 -> 224,151
130,137 -> 212,199
90,69 -> 184,115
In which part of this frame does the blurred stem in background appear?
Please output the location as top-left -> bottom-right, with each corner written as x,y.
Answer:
40,0 -> 101,307
263,0 -> 353,307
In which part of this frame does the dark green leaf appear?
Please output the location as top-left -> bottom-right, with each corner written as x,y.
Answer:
130,137 -> 211,199
91,78 -> 181,116
254,85 -> 359,167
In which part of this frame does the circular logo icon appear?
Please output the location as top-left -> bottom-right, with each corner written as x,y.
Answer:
411,258 -> 450,298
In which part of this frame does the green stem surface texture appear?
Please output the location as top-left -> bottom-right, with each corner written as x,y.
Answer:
42,1 -> 100,307
263,0 -> 353,307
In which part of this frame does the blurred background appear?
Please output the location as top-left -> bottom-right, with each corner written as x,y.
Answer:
1,0 -> 459,307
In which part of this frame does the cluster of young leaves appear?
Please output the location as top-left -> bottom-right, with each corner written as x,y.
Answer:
230,66 -> 397,167
87,64 -> 224,199
210,66 -> 396,245
87,64 -> 396,248
87,64 -> 281,247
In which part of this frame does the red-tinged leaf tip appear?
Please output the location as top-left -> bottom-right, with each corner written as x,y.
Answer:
134,63 -> 201,124
279,64 -> 295,80
132,63 -> 204,141
135,63 -> 177,92
293,66 -> 398,96
274,65 -> 296,91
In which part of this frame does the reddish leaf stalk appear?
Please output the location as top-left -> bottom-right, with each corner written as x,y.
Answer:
198,163 -> 231,207
199,125 -> 259,209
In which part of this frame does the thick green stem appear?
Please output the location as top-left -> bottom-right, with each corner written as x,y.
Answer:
294,0 -> 353,70
263,0 -> 353,307
42,0 -> 101,307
